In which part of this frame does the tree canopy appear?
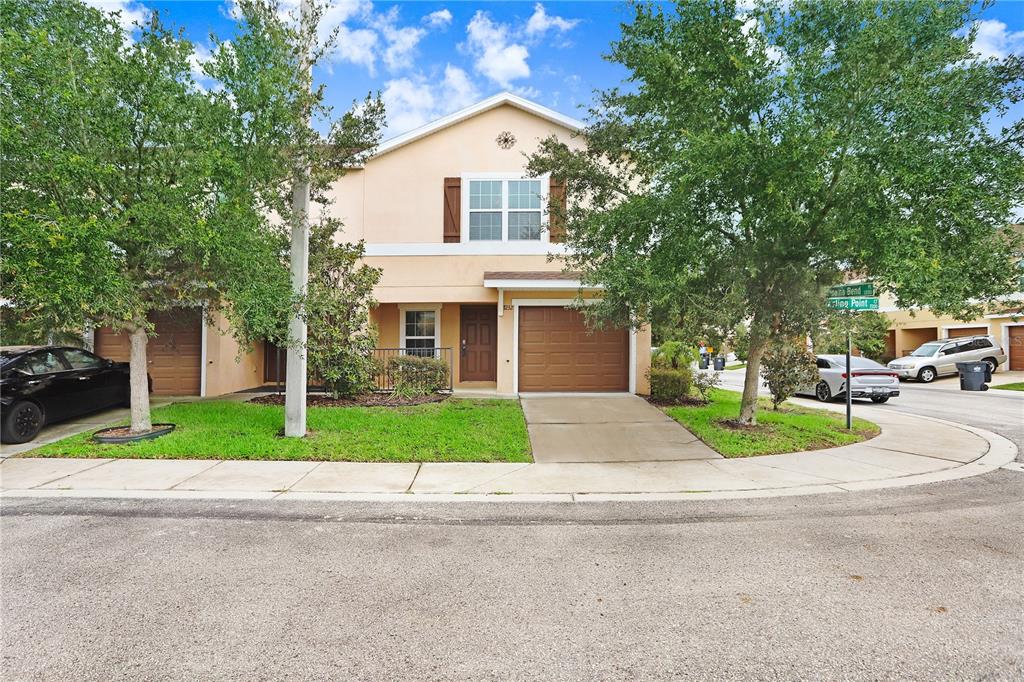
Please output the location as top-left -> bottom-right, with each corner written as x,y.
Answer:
528,0 -> 1024,423
0,0 -> 383,430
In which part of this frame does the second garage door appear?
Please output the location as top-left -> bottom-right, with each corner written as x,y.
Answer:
1009,326 -> 1024,371
946,326 -> 988,338
94,309 -> 202,395
518,306 -> 628,392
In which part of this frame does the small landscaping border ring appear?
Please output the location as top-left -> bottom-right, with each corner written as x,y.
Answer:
93,423 -> 176,444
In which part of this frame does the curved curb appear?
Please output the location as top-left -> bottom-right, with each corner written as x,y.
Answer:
1,413 -> 1017,504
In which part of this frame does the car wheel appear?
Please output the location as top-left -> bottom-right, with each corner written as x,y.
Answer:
1,401 -> 44,444
815,381 -> 833,402
870,396 -> 890,404
917,367 -> 937,383
981,357 -> 998,375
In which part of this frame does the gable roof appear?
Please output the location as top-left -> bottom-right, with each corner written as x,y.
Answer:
372,92 -> 585,158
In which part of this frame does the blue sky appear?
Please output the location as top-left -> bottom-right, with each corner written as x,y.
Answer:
90,0 -> 1024,137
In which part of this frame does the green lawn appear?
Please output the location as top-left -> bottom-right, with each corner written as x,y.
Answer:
662,389 -> 878,458
30,398 -> 532,463
725,362 -> 747,370
992,382 -> 1024,391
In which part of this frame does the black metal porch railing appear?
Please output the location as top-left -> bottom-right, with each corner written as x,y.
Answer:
372,347 -> 454,393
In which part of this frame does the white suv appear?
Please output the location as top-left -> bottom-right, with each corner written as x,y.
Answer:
887,335 -> 1006,383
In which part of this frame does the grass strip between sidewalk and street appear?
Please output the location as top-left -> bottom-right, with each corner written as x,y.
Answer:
662,388 -> 879,458
28,398 -> 532,463
991,382 -> 1024,391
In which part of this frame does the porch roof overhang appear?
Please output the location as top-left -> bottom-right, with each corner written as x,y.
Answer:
482,271 -> 601,290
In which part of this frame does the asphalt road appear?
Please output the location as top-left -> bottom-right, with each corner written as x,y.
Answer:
3,473 -> 1023,681
719,370 -> 1024,461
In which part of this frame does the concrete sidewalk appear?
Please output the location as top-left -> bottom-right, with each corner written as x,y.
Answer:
1,409 -> 1017,502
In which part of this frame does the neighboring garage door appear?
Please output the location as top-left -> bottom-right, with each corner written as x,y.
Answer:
1009,326 -> 1024,371
94,309 -> 202,395
518,306 -> 628,392
946,326 -> 988,338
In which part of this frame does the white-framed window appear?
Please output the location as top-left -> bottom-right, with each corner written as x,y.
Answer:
400,306 -> 440,357
462,173 -> 549,243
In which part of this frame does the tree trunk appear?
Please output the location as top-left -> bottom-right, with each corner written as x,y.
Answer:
737,329 -> 768,426
128,325 -> 152,433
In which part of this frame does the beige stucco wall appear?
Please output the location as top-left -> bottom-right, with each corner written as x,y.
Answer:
203,311 -> 264,396
880,292 -> 1021,358
329,103 -> 584,244
372,292 -> 651,395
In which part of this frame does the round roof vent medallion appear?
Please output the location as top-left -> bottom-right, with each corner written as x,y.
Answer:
496,131 -> 516,149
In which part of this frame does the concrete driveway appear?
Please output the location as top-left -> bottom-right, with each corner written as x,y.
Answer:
520,394 -> 720,463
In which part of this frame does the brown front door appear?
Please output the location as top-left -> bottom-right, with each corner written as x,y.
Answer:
1009,326 -> 1024,371
460,305 -> 497,382
518,306 -> 629,392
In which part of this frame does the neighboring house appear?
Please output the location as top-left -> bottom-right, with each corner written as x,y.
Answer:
90,93 -> 652,396
880,294 -> 1023,370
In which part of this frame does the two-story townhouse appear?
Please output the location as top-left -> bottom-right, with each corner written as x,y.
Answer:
90,93 -> 652,397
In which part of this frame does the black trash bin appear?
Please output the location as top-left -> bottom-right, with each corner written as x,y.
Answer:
713,357 -> 726,371
699,357 -> 709,370
956,361 -> 990,391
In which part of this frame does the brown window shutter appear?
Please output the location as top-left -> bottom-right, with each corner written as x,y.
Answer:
443,177 -> 461,243
549,177 -> 566,243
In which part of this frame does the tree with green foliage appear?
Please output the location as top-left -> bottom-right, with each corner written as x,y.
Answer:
814,310 -> 893,361
0,0 -> 382,433
762,340 -> 820,410
528,0 -> 1023,424
304,224 -> 382,399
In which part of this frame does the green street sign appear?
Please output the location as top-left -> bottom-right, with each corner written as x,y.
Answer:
827,296 -> 879,311
828,282 -> 875,297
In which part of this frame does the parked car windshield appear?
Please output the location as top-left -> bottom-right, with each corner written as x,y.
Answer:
911,342 -> 943,357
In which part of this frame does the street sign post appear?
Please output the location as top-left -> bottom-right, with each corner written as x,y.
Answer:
827,296 -> 879,311
826,284 -> 879,430
828,283 -> 875,297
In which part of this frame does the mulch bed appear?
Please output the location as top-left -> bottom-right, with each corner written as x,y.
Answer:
249,393 -> 449,408
645,396 -> 709,407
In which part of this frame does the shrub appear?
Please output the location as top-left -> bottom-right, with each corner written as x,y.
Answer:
304,224 -> 382,399
388,355 -> 450,398
761,341 -> 819,410
653,340 -> 698,369
693,369 -> 721,402
648,366 -> 693,402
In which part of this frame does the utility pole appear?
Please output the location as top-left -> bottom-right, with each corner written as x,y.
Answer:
284,0 -> 312,438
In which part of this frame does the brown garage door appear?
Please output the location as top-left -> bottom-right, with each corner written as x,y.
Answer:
1009,326 -> 1024,371
518,307 -> 628,392
94,309 -> 202,395
946,326 -> 988,338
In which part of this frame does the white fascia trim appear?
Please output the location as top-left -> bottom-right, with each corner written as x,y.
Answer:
372,92 -> 584,158
363,242 -> 570,257
483,279 -> 600,290
510,297 -> 636,395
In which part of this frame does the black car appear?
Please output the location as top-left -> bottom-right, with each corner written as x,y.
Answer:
0,346 -> 137,444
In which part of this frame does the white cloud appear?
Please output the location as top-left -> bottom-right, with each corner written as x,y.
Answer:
82,0 -> 149,31
465,11 -> 530,88
973,19 -> 1024,60
330,24 -> 379,73
423,9 -> 453,29
524,3 -> 579,37
381,64 -> 480,134
372,8 -> 427,72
